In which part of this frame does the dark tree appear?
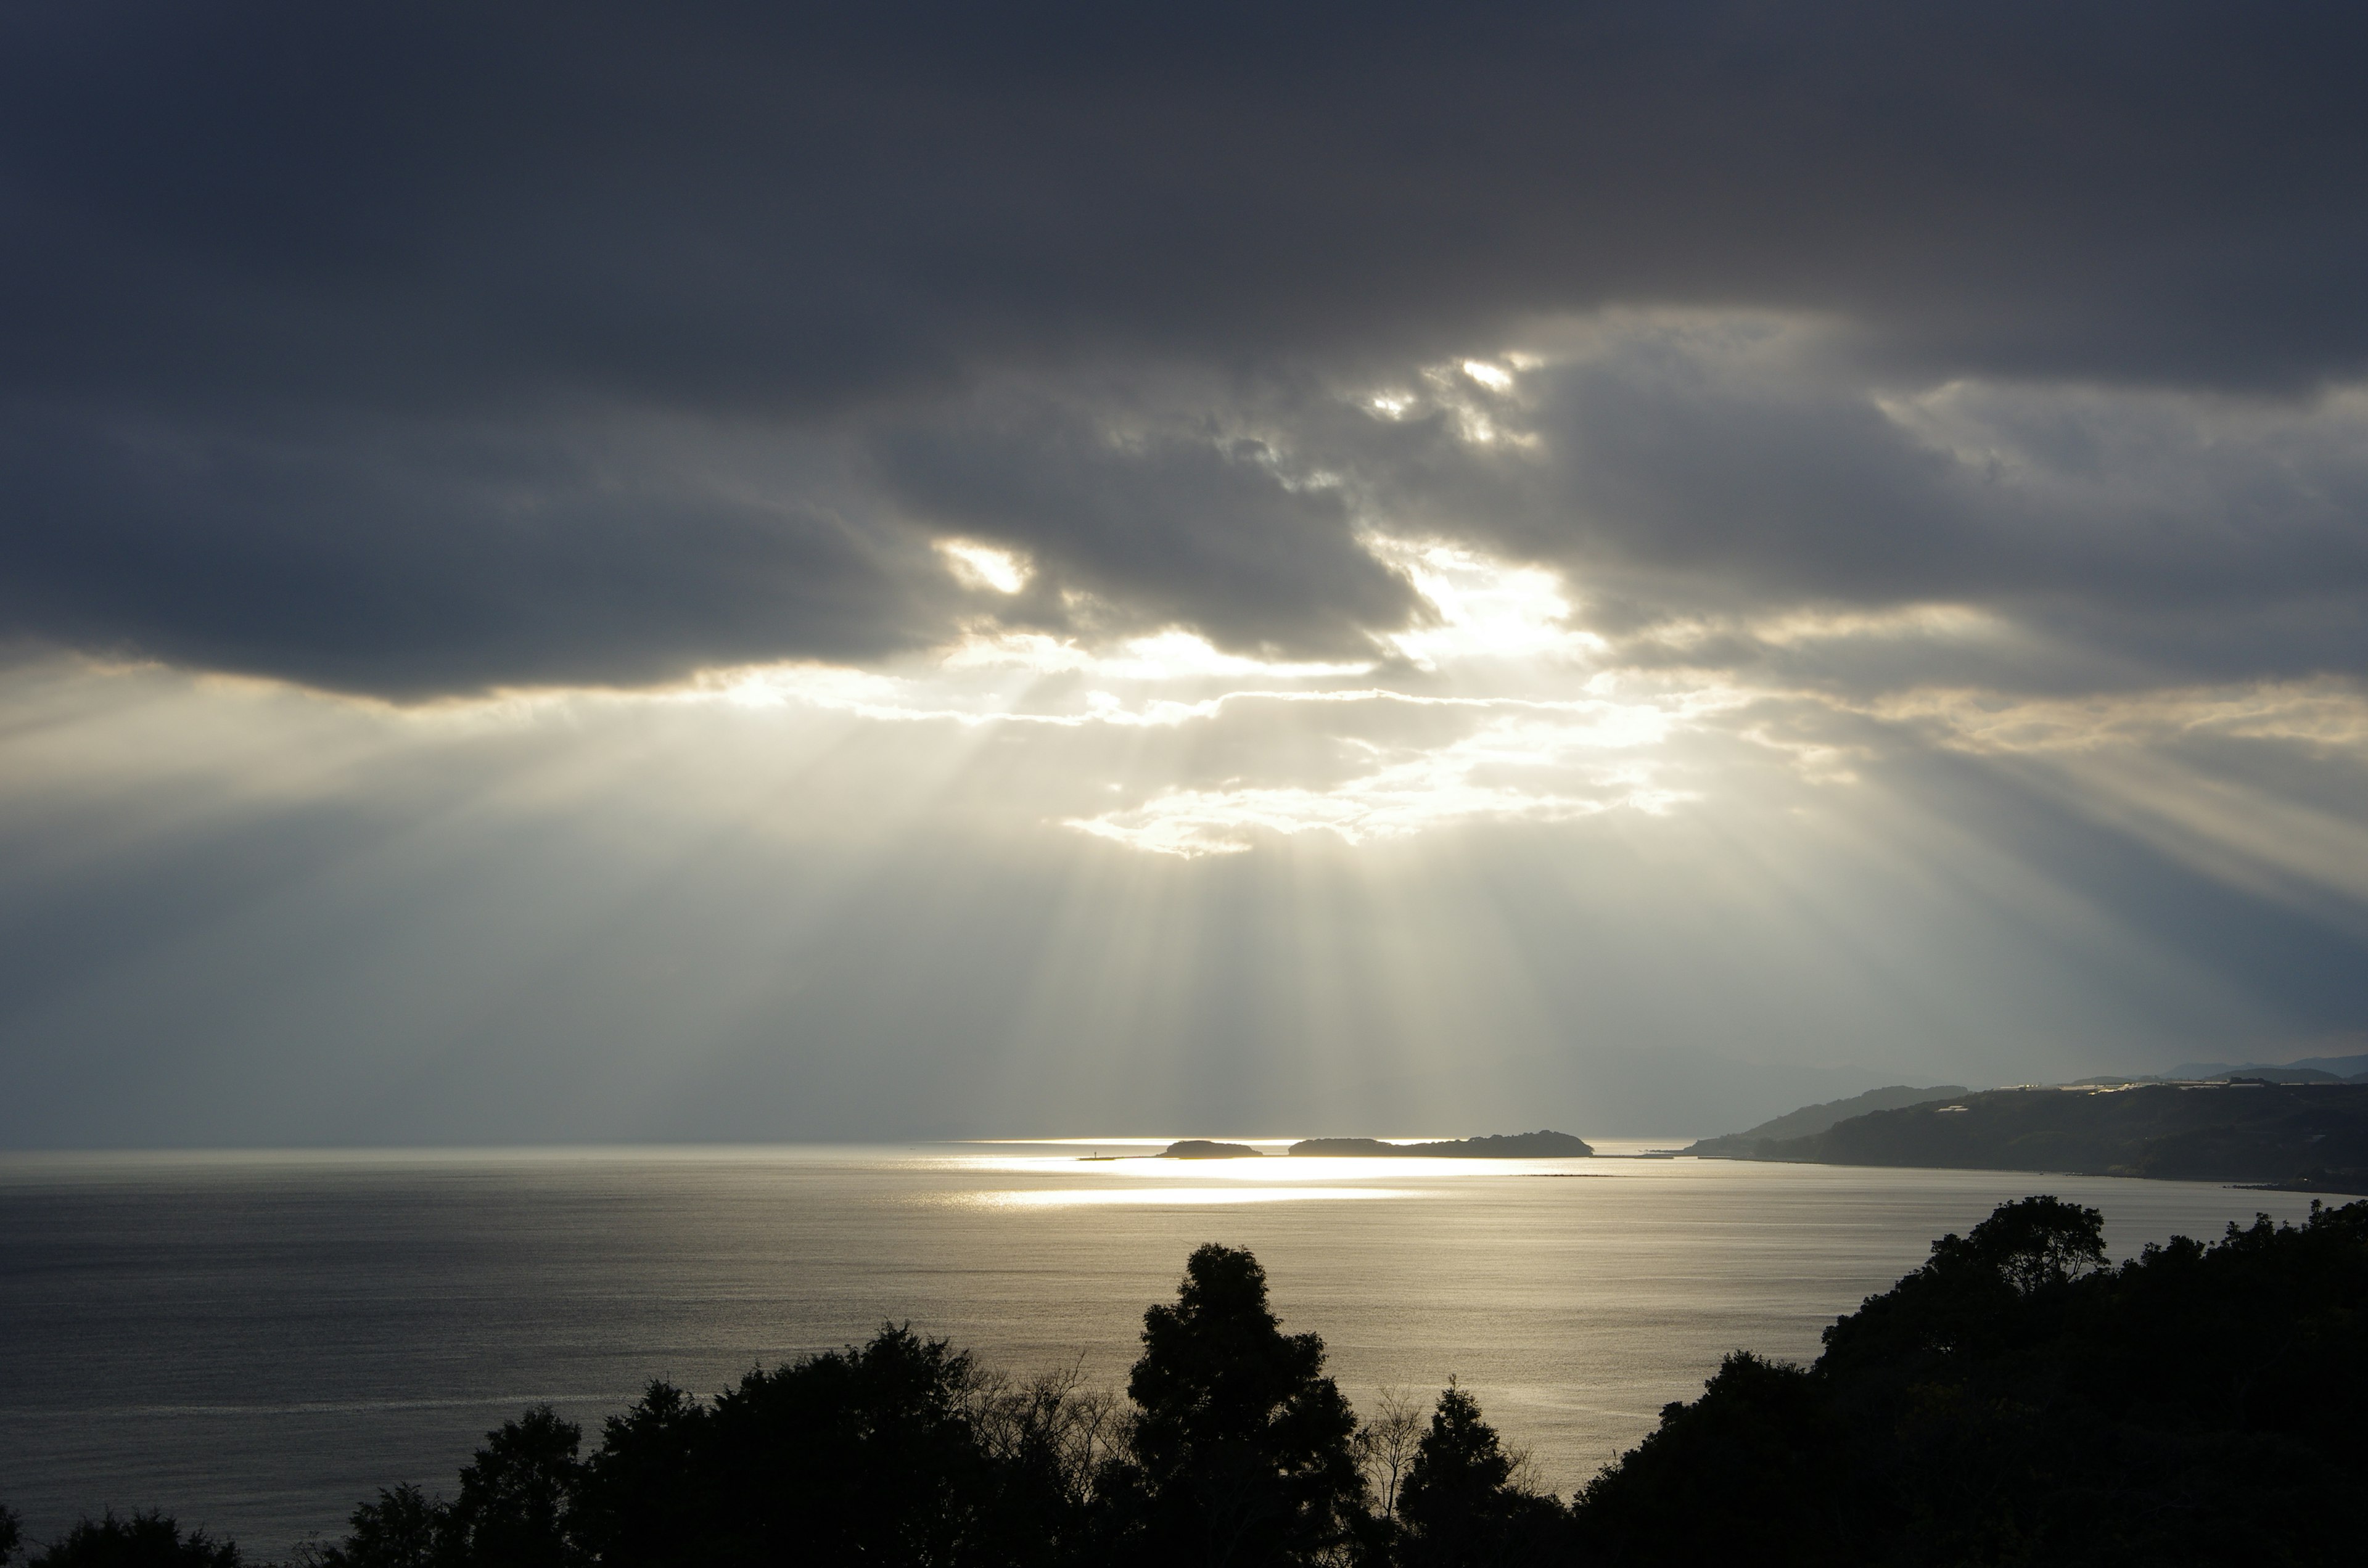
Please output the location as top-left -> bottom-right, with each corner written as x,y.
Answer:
315,1325 -> 1103,1568
966,1362 -> 1119,1564
1569,1352 -> 1846,1567
1399,1382 -> 1511,1520
1574,1196 -> 2368,1566
312,1484 -> 451,1568
1106,1243 -> 1370,1568
568,1381 -> 710,1568
2,1502 -> 20,1564
443,1407 -> 584,1568
1352,1387 -> 1423,1519
1392,1381 -> 1562,1568
1819,1192 -> 2107,1374
27,1513 -> 240,1568
1946,1194 -> 2107,1295
697,1322 -> 1019,1566
24,1211 -> 2367,1567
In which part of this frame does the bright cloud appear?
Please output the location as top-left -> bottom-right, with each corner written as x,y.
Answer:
1064,709 -> 1692,857
1370,538 -> 1605,670
937,538 -> 1031,594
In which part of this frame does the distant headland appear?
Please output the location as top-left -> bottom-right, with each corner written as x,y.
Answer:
1157,1139 -> 1263,1159
1687,1080 -> 2368,1193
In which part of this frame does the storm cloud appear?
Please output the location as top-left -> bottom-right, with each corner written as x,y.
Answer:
7,1 -> 2368,694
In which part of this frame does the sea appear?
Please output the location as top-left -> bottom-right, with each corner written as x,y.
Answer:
0,1140 -> 2323,1556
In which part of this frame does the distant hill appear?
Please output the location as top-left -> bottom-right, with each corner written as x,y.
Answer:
2164,1053 -> 2368,1083
1288,1130 -> 1593,1157
1743,1081 -> 2368,1191
1159,1139 -> 1261,1159
1684,1085 -> 1967,1158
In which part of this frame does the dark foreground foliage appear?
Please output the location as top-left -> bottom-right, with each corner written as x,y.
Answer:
8,1201 -> 2362,1567
1574,1195 -> 2368,1567
11,1511 -> 240,1567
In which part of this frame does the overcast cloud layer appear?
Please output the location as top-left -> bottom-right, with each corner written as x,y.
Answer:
4,4 -> 2368,1144
7,1 -> 2368,692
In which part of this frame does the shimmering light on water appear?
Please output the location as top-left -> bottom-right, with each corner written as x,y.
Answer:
0,1144 -> 2321,1556
966,1185 -> 1427,1207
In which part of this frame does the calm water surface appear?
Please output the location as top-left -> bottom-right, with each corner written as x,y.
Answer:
0,1141 -> 2322,1554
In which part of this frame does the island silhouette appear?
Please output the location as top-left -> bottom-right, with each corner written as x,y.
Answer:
1291,1130 -> 1593,1158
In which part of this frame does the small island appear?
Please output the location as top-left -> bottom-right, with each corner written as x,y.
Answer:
1288,1130 -> 1594,1158
1158,1139 -> 1262,1159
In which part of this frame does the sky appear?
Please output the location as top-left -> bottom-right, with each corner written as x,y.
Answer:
5,2 -> 2368,1146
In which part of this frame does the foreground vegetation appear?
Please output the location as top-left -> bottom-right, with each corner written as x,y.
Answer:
7,1196 -> 2363,1566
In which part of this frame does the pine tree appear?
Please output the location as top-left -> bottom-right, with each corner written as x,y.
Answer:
1108,1244 -> 1370,1568
1395,1381 -> 1564,1568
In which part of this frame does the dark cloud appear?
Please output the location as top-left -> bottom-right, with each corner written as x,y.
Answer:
5,2 -> 2368,692
13,1 -> 2367,403
1303,331 -> 2368,691
866,392 -> 1420,657
0,405 -> 952,695
1552,363 -> 2368,686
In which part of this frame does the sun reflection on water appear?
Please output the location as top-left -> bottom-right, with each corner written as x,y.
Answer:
958,1185 -> 1430,1208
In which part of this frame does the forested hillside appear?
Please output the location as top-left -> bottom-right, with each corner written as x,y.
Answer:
1749,1082 -> 2368,1191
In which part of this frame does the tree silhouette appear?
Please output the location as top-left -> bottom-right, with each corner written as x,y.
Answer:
25,1512 -> 240,1567
568,1381 -> 709,1568
968,1361 -> 1119,1563
312,1484 -> 450,1568
1574,1197 -> 2368,1565
1569,1351 -> 1841,1566
1947,1193 -> 2107,1294
1108,1244 -> 1370,1568
316,1325 -> 1109,1568
1352,1387 -> 1423,1517
444,1406 -> 584,1568
2,1502 -> 20,1564
1400,1382 -> 1510,1508
1393,1382 -> 1563,1568
1819,1192 -> 2108,1373
30,1205 -> 2367,1568
698,1322 -> 1009,1564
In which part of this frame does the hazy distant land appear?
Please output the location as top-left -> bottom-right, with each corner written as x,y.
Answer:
2155,1051 -> 2368,1083
1683,1085 -> 1968,1158
1693,1080 -> 2368,1193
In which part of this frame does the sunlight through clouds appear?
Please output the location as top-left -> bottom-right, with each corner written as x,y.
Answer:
667,536 -> 1720,855
1370,539 -> 1606,670
17,339 -> 2365,901
1063,739 -> 1690,856
11,4 -> 2368,1158
935,538 -> 1032,593
1852,680 -> 2368,919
